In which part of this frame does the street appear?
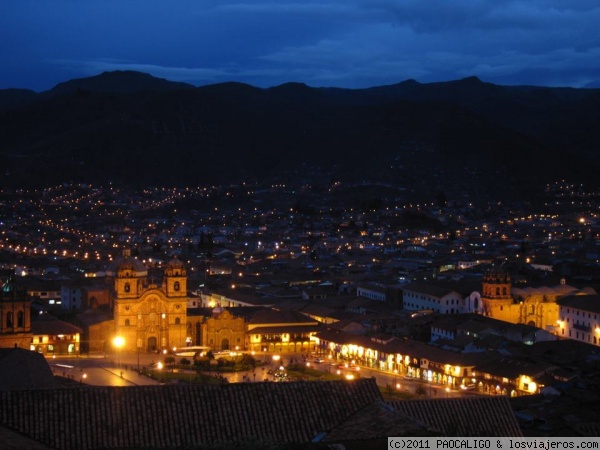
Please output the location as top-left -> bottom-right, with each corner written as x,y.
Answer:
48,352 -> 471,398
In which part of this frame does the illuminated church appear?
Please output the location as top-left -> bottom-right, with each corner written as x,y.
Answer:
480,265 -> 575,332
106,250 -> 188,353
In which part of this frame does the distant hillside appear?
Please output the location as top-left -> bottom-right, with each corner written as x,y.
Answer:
1,71 -> 599,202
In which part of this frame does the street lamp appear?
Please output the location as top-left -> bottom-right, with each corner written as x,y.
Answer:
137,338 -> 142,372
272,354 -> 280,367
113,336 -> 125,372
157,361 -> 163,383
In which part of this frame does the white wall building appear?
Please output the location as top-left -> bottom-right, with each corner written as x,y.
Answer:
556,294 -> 600,346
356,284 -> 386,302
402,282 -> 467,314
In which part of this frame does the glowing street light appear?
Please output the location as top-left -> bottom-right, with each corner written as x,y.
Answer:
113,336 -> 125,349
113,336 -> 125,372
157,361 -> 163,383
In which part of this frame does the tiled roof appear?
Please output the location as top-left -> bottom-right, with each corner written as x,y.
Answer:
474,357 -> 556,378
557,294 -> 600,314
247,324 -> 321,334
247,308 -> 318,326
0,348 -> 59,391
389,396 -> 523,436
31,316 -> 83,335
320,400 -> 438,442
0,379 -> 383,449
402,282 -> 459,298
0,426 -> 53,449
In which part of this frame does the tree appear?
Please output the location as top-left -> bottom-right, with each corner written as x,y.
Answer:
164,356 -> 175,366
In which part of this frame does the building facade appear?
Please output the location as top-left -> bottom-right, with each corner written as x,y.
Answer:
481,267 -> 569,331
201,308 -> 246,351
0,270 -> 32,349
109,250 -> 188,353
402,282 -> 466,314
556,294 -> 600,346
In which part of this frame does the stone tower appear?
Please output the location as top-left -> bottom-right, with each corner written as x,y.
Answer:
480,265 -> 515,322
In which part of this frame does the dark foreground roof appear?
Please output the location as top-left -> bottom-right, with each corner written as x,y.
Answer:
0,348 -> 59,391
388,396 -> 523,437
0,379 -> 383,450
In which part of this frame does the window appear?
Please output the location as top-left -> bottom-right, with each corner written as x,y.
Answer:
17,311 -> 24,327
125,319 -> 130,326
124,282 -> 130,293
174,281 -> 180,291
175,317 -> 181,325
6,312 -> 13,328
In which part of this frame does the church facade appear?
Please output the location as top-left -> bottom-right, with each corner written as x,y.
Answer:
480,267 -> 572,332
109,250 -> 189,353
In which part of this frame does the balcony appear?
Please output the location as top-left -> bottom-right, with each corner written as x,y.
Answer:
573,323 -> 591,332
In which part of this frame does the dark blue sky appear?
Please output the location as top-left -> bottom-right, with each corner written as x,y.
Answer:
2,0 -> 600,92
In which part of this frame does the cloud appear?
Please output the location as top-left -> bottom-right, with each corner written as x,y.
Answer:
3,0 -> 600,89
51,59 -> 237,84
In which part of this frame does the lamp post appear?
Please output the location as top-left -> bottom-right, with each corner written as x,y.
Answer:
137,338 -> 142,372
157,361 -> 163,383
112,336 -> 125,373
272,354 -> 280,366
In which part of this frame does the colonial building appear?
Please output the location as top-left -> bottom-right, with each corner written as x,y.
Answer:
108,250 -> 188,353
30,314 -> 82,355
186,306 -> 321,353
556,294 -> 600,346
402,282 -> 467,314
0,270 -> 32,349
201,307 -> 246,351
480,266 -> 573,331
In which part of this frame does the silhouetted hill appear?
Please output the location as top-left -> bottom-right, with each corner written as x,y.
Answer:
0,88 -> 38,112
1,71 -> 599,202
44,70 -> 195,97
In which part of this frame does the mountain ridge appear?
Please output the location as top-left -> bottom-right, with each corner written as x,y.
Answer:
1,71 -> 598,202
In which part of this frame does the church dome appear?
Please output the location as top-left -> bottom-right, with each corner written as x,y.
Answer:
165,255 -> 185,270
164,254 -> 186,277
106,249 -> 147,277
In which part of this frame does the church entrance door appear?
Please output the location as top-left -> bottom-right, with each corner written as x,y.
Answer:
147,336 -> 158,352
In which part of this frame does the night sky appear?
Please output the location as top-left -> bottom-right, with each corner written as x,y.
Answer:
2,0 -> 599,92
